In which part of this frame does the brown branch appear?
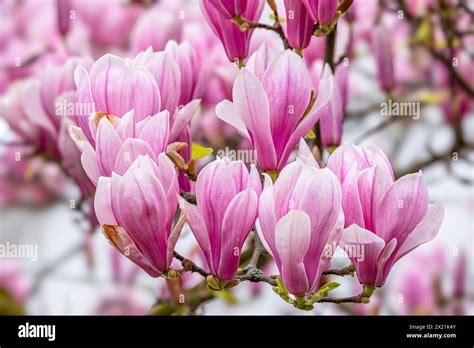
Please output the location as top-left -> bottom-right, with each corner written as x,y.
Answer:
236,269 -> 277,286
173,251 -> 210,278
235,0 -> 291,50
322,264 -> 355,277
318,294 -> 370,304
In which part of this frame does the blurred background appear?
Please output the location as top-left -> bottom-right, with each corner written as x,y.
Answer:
0,0 -> 473,315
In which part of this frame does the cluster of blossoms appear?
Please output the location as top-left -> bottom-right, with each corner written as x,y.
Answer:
4,0 -> 472,314
77,40 -> 442,304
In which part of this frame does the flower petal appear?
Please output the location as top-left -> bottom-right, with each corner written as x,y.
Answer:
95,176 -> 116,225
233,68 -> 277,170
275,210 -> 311,296
218,188 -> 258,280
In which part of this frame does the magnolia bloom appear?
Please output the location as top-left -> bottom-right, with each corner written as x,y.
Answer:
164,40 -> 205,106
69,109 -> 170,186
216,44 -> 333,172
208,0 -> 251,19
75,48 -> 200,145
372,24 -> 395,92
284,0 -> 314,50
179,158 -> 261,281
199,0 -> 265,62
304,0 -> 338,25
257,152 -> 343,296
94,154 -> 182,277
310,62 -> 347,148
327,144 -> 444,288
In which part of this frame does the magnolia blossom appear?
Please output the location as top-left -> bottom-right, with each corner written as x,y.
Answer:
216,43 -> 333,171
0,56 -> 95,197
310,62 -> 347,148
69,109 -> 170,186
304,0 -> 338,25
179,158 -> 261,281
94,154 -> 182,277
372,24 -> 395,92
284,0 -> 314,50
257,145 -> 343,296
74,48 -> 200,145
327,144 -> 444,287
199,0 -> 265,62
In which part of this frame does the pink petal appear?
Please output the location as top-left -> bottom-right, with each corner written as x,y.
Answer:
276,73 -> 333,171
233,68 -> 277,170
115,109 -> 136,141
169,99 -> 200,142
96,117 -> 122,176
262,50 -> 311,157
114,138 -> 155,176
275,210 -> 311,296
137,110 -> 170,156
80,143 -> 100,185
297,138 -> 319,168
218,188 -> 258,280
145,51 -> 181,113
375,172 -> 429,245
256,174 -> 278,260
357,165 -> 393,232
393,202 -> 444,263
115,156 -> 171,272
126,66 -> 161,121
102,225 -> 162,277
95,176 -> 116,225
215,99 -> 251,141
245,42 -> 277,81
341,224 -> 386,286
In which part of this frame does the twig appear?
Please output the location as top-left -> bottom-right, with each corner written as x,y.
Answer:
173,251 -> 210,278
236,269 -> 277,286
322,264 -> 355,276
318,294 -> 370,304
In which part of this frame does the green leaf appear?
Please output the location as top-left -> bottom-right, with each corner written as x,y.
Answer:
191,143 -> 214,159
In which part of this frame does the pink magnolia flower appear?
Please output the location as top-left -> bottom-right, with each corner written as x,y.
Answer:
69,109 -> 170,186
208,0 -> 252,19
310,62 -> 347,148
304,0 -> 338,25
0,56 -> 95,198
372,24 -> 395,92
199,0 -> 265,62
179,158 -> 261,281
74,48 -> 200,146
257,154 -> 343,296
284,0 -> 314,50
94,154 -> 182,277
216,43 -> 333,172
164,40 -> 205,106
327,144 -> 444,287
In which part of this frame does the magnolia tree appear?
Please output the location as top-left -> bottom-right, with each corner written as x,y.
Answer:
0,0 -> 472,315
